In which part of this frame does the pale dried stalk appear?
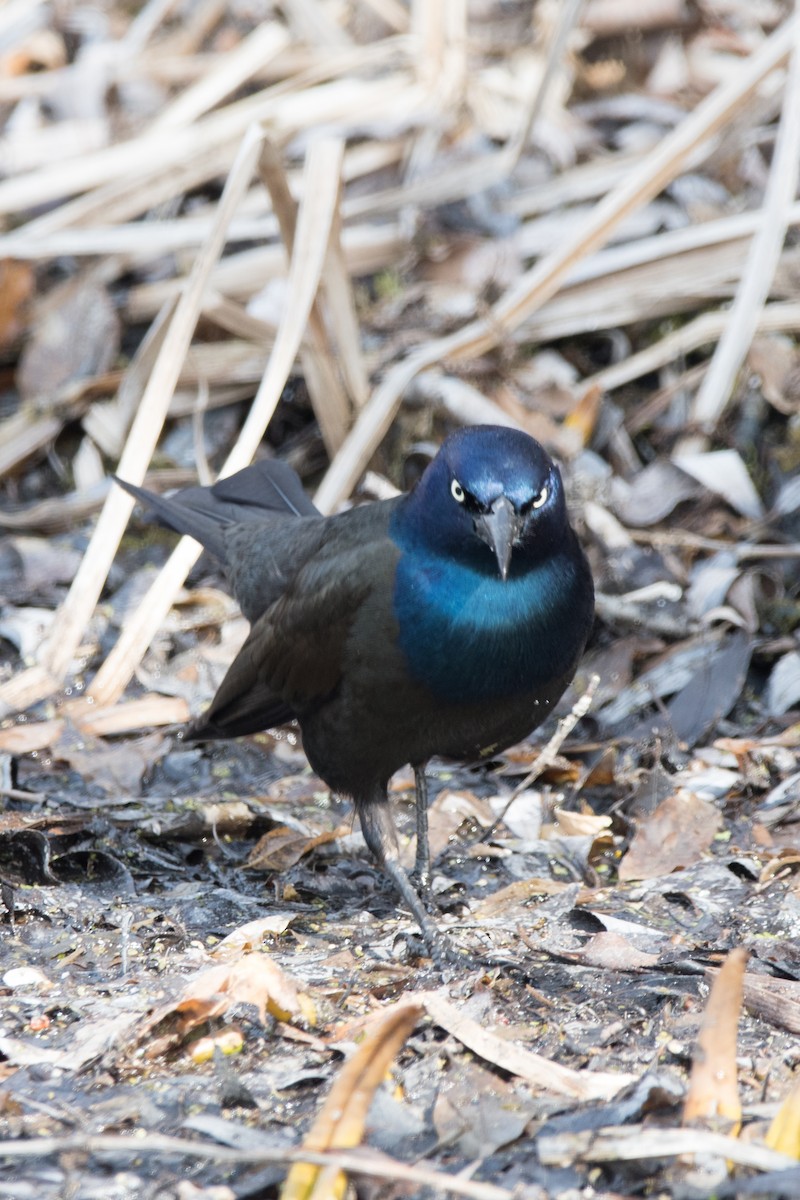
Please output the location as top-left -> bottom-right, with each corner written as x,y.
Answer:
87,136 -> 347,707
314,15 -> 799,512
127,223 -> 406,320
0,1133 -> 518,1200
0,124 -> 266,719
506,0 -> 585,167
0,66 -> 420,220
0,142 -> 403,260
150,22 -> 289,132
483,674 -> 600,842
690,14 -> 800,432
0,412 -> 62,480
257,135 -> 352,453
319,203 -> 370,410
122,0 -> 178,52
585,301 -> 800,396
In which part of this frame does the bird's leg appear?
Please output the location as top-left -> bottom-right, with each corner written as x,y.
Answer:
412,764 -> 432,894
357,796 -> 457,965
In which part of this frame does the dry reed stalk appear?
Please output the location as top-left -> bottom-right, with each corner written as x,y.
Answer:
257,135 -> 352,453
0,125 -> 267,719
314,15 -> 799,512
86,137 -> 349,707
689,17 -> 800,433
584,301 -> 800,396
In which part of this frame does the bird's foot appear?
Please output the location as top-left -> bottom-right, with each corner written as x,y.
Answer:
408,864 -> 435,908
427,929 -> 471,970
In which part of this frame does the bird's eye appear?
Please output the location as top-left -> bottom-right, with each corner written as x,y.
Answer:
451,479 -> 465,503
531,485 -> 548,510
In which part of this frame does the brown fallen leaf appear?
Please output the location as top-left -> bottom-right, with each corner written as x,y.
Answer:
0,260 -> 35,348
568,931 -> 660,971
56,728 -> 163,795
245,823 -> 348,872
619,789 -> 721,881
211,914 -> 300,957
138,954 -> 315,1059
683,947 -> 748,1129
423,992 -> 633,1101
472,876 -> 594,920
766,1076 -> 800,1158
281,1000 -> 423,1200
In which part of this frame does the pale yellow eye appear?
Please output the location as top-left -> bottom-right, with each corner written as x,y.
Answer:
451,479 -> 465,503
531,485 -> 548,509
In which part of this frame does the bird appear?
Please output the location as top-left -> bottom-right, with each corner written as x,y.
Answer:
116,425 -> 594,960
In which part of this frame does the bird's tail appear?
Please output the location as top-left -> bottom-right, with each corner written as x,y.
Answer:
115,459 -> 318,564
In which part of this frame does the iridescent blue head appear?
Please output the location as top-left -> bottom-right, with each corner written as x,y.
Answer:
396,425 -> 569,579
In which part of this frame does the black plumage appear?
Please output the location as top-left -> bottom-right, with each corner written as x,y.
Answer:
117,426 -> 594,957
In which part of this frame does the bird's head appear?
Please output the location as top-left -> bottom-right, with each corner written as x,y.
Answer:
399,425 -> 568,579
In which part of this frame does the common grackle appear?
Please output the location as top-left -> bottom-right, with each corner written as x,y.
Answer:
117,426 -> 594,958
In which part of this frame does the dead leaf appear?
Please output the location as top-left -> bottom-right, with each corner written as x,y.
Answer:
766,650 -> 800,717
672,449 -> 765,519
569,931 -> 660,971
553,808 -> 612,838
683,948 -> 748,1128
0,260 -> 34,348
423,992 -> 632,1101
749,334 -> 800,414
246,824 -> 347,872
432,1059 -> 534,1157
619,790 -> 721,881
612,459 -> 701,527
472,877 -> 586,920
17,279 -> 120,406
281,1000 -> 423,1200
212,915 -> 300,957
138,954 -> 315,1060
56,728 -> 163,795
766,1077 -> 800,1158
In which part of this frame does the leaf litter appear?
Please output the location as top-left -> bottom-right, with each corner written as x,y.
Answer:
0,2 -> 800,1198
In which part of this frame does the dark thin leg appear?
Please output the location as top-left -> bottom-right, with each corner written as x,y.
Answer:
412,764 -> 432,892
357,796 -> 459,965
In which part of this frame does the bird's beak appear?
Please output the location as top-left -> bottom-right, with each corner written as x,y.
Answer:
476,495 -> 523,580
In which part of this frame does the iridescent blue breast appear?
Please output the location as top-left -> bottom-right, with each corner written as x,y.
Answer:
391,548 -> 588,703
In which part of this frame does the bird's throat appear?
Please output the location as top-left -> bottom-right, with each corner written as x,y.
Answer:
392,549 -> 586,703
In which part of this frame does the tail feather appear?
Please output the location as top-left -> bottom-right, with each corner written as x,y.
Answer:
115,459 -> 318,564
115,476 -> 231,561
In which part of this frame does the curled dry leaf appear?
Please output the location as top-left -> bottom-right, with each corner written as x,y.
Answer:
611,459 -> 701,527
766,1077 -> 800,1158
683,947 -> 748,1128
766,650 -> 800,717
619,790 -> 721,882
672,449 -> 765,519
245,823 -> 349,873
17,280 -> 120,406
567,931 -> 660,971
281,1000 -> 423,1200
138,953 -> 315,1060
211,914 -> 300,957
